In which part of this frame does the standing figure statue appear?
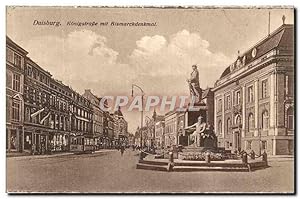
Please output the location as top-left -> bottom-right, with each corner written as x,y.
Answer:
187,65 -> 202,104
185,116 -> 207,147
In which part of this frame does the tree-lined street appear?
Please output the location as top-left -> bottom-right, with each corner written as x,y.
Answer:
7,151 -> 294,193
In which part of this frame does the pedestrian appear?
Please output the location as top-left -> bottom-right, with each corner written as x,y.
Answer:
120,145 -> 125,156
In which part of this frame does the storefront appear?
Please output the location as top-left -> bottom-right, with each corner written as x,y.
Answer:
49,132 -> 69,152
84,135 -> 95,151
6,125 -> 23,152
23,127 -> 49,154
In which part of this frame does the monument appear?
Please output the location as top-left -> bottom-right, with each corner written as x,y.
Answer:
182,65 -> 217,151
187,64 -> 203,105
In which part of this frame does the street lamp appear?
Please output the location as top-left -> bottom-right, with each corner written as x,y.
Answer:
131,84 -> 145,148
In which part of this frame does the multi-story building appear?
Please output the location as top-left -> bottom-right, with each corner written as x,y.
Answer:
164,111 -> 178,147
212,23 -> 294,155
7,36 -> 97,154
83,89 -> 104,149
69,89 -> 93,151
154,120 -> 165,148
23,57 -> 53,154
6,36 -> 27,152
47,79 -> 72,152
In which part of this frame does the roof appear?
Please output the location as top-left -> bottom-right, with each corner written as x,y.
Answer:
202,87 -> 213,98
219,24 -> 294,79
6,36 -> 28,55
26,57 -> 52,77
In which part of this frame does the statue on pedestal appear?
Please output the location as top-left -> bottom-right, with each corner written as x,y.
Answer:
187,65 -> 202,104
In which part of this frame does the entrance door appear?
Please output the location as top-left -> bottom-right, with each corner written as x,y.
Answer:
233,131 -> 241,152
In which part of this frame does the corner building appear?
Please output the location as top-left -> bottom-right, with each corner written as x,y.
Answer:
212,24 -> 294,155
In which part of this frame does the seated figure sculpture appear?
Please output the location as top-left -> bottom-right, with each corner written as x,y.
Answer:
185,116 -> 207,147
185,116 -> 217,148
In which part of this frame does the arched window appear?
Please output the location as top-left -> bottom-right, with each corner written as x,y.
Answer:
235,115 -> 241,125
226,118 -> 231,134
262,110 -> 269,130
218,120 -> 222,135
287,107 -> 294,130
248,113 -> 254,132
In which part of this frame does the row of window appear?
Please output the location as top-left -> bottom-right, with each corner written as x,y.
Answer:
26,64 -> 50,86
217,79 -> 269,112
216,108 -> 294,135
7,71 -> 21,92
7,48 -> 23,69
165,123 -> 176,134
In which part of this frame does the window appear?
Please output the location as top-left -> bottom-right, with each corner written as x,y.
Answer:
6,48 -> 14,63
262,79 -> 268,98
235,90 -> 241,105
33,69 -> 37,79
262,110 -> 269,130
248,113 -> 254,132
14,53 -> 22,68
287,107 -> 294,130
218,120 -> 222,135
226,118 -> 231,134
226,141 -> 229,148
247,86 -> 254,102
12,73 -> 21,92
55,114 -> 59,129
217,99 -> 222,112
12,101 -> 20,122
27,65 -> 32,76
285,75 -> 294,96
246,141 -> 252,150
225,95 -> 231,110
60,116 -> 64,130
235,115 -> 241,125
261,141 -> 267,150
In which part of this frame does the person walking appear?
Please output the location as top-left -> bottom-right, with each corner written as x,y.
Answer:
120,145 -> 125,156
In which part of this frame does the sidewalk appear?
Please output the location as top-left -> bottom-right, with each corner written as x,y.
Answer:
6,149 -> 116,160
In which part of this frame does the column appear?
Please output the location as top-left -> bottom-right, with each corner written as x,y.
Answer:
214,98 -> 217,134
254,80 -> 259,137
221,94 -> 225,138
242,85 -> 246,138
269,73 -> 275,133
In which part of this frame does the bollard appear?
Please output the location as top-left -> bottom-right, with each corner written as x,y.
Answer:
139,151 -> 144,160
205,153 -> 211,163
242,152 -> 248,164
169,152 -> 174,163
168,152 -> 174,172
262,151 -> 268,165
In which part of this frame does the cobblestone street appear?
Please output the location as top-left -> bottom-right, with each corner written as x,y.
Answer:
6,150 -> 294,193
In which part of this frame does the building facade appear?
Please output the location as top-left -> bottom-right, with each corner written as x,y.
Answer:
154,120 -> 165,148
6,37 -> 27,152
69,89 -> 93,152
164,111 -> 178,147
212,24 -> 294,155
83,89 -> 104,149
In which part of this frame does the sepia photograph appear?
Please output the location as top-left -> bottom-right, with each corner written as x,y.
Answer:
5,6 -> 295,194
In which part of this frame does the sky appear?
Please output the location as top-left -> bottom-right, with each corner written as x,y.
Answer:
6,7 -> 294,134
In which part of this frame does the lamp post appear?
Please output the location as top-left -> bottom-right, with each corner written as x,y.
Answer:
131,84 -> 145,148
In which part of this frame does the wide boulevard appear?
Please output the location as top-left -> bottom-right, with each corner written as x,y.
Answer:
7,150 -> 294,193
